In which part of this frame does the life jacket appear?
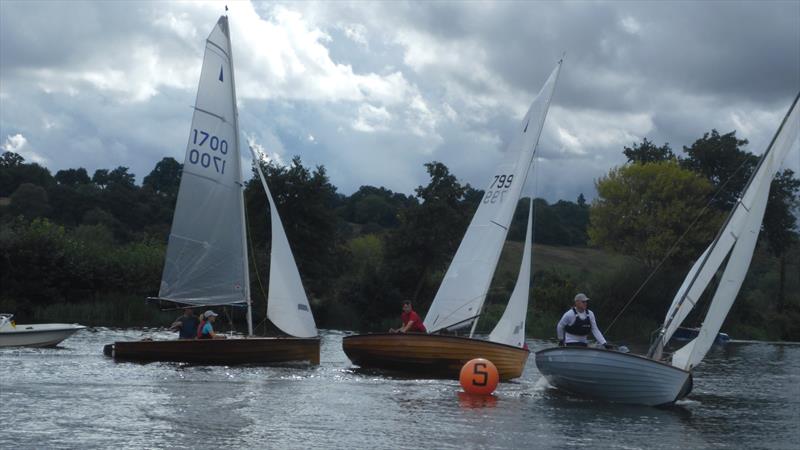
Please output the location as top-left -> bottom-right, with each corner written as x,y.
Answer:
197,320 -> 210,339
564,307 -> 592,336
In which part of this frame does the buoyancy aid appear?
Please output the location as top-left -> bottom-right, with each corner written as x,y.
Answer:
564,307 -> 592,336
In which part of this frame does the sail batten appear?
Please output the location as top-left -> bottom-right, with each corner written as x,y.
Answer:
423,61 -> 561,333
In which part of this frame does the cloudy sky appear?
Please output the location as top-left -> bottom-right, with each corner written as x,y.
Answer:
1,1 -> 798,202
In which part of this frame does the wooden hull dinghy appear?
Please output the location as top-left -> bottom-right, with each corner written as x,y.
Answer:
343,333 -> 528,380
104,337 -> 320,365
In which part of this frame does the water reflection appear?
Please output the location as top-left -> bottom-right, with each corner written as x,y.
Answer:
456,391 -> 498,408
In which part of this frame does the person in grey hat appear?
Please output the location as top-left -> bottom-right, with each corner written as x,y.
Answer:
556,293 -> 612,348
197,310 -> 225,339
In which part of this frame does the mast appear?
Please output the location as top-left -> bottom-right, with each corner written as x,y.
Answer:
223,15 -> 254,336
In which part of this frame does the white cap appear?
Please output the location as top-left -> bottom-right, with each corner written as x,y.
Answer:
574,293 -> 589,302
203,310 -> 219,318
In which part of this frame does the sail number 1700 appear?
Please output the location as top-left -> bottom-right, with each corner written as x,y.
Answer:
483,173 -> 513,204
188,128 -> 228,174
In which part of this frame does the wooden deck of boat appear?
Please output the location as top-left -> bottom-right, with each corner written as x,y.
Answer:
342,333 -> 529,380
106,337 -> 320,365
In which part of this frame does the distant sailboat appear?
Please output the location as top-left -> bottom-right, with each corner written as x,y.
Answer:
536,92 -> 800,406
104,15 -> 319,365
342,60 -> 563,381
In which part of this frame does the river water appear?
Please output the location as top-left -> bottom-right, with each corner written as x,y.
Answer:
1,329 -> 798,449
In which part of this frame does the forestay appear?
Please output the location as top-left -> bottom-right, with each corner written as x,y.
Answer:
250,151 -> 318,338
423,60 -> 562,333
670,94 -> 799,370
488,199 -> 533,347
158,17 -> 249,308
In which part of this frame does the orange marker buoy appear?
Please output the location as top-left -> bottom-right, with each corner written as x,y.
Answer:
459,358 -> 499,395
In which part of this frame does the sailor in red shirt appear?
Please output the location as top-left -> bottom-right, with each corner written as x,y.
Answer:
389,300 -> 427,333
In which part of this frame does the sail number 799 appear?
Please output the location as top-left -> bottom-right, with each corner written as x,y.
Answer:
188,128 -> 228,174
483,173 -> 513,204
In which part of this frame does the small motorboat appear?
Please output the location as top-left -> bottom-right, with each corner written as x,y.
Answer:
0,314 -> 86,348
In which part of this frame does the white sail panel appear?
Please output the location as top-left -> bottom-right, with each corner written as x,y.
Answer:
424,61 -> 562,332
659,96 -> 800,350
159,17 -> 248,307
672,97 -> 799,370
488,199 -> 533,347
254,164 -> 318,338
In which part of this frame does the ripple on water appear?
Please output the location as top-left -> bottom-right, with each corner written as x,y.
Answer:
2,331 -> 800,449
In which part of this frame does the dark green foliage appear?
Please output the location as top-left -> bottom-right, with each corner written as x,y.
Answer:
382,162 -> 476,309
623,138 -> 675,163
55,168 -> 91,186
0,143 -> 796,341
245,156 -> 343,301
508,197 -> 589,245
9,183 -> 50,218
0,152 -> 54,196
143,157 -> 182,198
338,185 -> 417,229
681,129 -> 754,211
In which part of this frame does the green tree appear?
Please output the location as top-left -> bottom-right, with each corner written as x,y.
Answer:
681,130 -> 754,211
383,162 -> 474,308
623,138 -> 675,163
762,169 -> 800,309
143,157 -> 182,198
9,183 -> 50,218
0,152 -> 53,196
55,168 -> 91,186
245,156 -> 342,299
589,161 -> 722,268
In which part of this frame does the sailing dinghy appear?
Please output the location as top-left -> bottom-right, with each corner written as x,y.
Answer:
536,92 -> 800,405
342,60 -> 563,381
105,15 -> 319,365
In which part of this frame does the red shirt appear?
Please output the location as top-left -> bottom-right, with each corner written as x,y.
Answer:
401,310 -> 427,333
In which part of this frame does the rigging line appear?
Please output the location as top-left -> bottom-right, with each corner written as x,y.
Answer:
604,153 -> 757,335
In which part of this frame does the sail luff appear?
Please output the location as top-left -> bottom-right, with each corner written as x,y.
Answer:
423,60 -> 562,333
488,198 -> 533,347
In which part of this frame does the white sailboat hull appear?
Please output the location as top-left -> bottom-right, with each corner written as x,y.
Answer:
0,323 -> 85,348
535,347 -> 692,406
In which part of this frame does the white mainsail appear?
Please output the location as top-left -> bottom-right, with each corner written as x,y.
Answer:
423,60 -> 562,333
670,94 -> 799,370
488,199 -> 533,347
159,16 -> 249,309
250,151 -> 318,338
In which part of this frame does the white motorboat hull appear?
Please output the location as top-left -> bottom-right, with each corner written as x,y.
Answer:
0,323 -> 86,348
535,347 -> 692,406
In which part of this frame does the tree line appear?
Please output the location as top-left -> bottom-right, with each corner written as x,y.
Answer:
0,126 -> 797,341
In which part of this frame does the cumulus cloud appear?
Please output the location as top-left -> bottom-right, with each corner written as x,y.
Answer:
0,0 -> 797,205
2,133 -> 47,164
